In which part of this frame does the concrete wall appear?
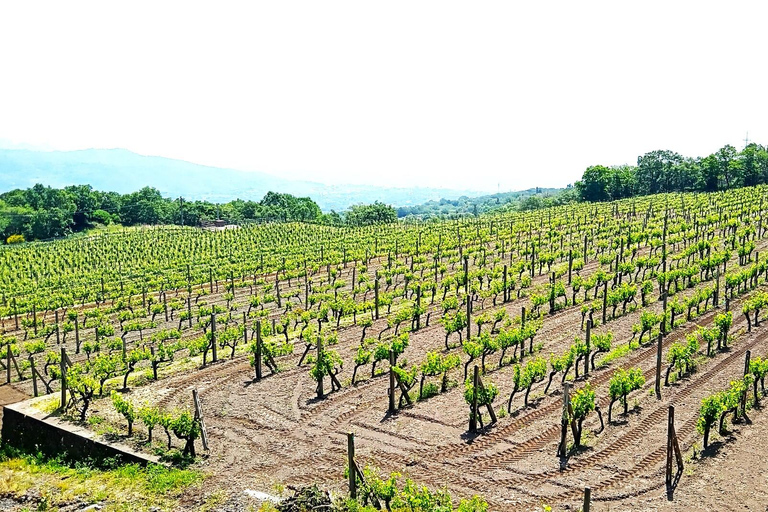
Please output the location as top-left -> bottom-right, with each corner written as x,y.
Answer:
2,400 -> 158,465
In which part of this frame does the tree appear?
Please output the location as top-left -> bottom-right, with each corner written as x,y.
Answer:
575,165 -> 611,201
345,202 -> 397,226
636,150 -> 683,195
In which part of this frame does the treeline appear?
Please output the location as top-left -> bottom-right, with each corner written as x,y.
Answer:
576,143 -> 768,201
397,187 -> 575,220
0,184 -> 397,242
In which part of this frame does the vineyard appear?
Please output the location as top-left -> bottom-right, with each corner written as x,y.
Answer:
3,185 -> 768,510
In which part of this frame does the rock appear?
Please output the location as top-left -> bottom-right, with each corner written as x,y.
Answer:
78,504 -> 103,511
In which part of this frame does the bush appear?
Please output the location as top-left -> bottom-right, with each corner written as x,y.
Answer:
91,209 -> 112,225
6,234 -> 24,244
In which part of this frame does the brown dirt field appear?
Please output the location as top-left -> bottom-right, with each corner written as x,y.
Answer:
104,283 -> 768,512
7,238 -> 768,511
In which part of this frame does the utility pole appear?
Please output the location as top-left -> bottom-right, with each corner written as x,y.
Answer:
179,197 -> 184,226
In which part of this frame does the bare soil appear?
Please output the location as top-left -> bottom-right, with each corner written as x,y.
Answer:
106,285 -> 768,512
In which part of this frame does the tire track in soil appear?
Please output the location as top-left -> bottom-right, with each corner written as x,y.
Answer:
304,376 -> 387,428
331,293 -> 753,488
362,298 -> 759,500
463,320 -> 768,498
462,303 -> 754,472
405,297 -> 744,467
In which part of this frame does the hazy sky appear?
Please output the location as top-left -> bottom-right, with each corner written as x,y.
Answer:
1,1 -> 766,192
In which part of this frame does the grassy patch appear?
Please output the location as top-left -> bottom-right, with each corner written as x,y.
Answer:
0,446 -> 202,511
595,340 -> 639,369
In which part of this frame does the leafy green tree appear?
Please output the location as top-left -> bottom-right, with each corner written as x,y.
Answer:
345,202 -> 397,226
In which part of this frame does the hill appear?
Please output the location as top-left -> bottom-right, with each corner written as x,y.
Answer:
0,148 -> 485,212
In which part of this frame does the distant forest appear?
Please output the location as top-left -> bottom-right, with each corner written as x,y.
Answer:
0,185 -> 397,242
396,187 -> 574,219
576,143 -> 768,201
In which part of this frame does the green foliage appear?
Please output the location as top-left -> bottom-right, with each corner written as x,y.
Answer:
111,390 -> 136,435
576,144 -> 768,200
608,367 -> 645,403
571,383 -> 596,420
309,349 -> 343,382
463,377 -> 499,407
345,202 -> 397,226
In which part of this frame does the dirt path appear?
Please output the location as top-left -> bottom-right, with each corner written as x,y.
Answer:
0,384 -> 30,430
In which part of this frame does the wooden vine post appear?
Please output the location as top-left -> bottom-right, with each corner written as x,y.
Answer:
192,389 -> 209,452
415,285 -> 421,330
584,319 -> 591,376
468,365 -> 496,433
254,320 -> 263,381
5,345 -> 10,384
12,298 -> 18,331
714,268 -> 720,307
317,334 -> 324,399
348,432 -> 357,499
54,310 -> 60,345
549,272 -> 556,315
374,275 -> 380,320
655,332 -> 663,399
743,350 -> 751,416
557,382 -> 577,458
60,347 -> 68,410
661,214 -> 668,335
74,314 -> 80,353
466,295 -> 471,342
29,356 -> 38,397
345,433 -> 379,506
583,487 -> 591,512
665,406 -> 683,487
602,280 -> 608,325
469,365 -> 479,432
503,264 -> 508,303
388,350 -> 396,414
210,313 -> 218,363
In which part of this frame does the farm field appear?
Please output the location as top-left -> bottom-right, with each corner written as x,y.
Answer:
2,186 -> 768,511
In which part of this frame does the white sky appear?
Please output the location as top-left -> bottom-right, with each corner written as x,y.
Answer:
1,1 -> 766,192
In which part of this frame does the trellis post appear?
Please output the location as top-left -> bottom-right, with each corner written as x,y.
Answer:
557,382 -> 570,457
60,347 -> 67,410
388,350 -> 396,414
656,333 -> 663,399
584,319 -> 591,376
665,406 -> 683,487
469,365 -> 479,432
348,432 -> 357,499
211,313 -> 218,363
583,487 -> 591,512
466,295 -> 471,341
255,320 -> 263,381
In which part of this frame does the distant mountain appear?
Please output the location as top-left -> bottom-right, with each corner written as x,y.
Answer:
0,148 -> 488,211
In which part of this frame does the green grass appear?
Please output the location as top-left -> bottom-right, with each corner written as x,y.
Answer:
0,446 -> 203,511
595,340 -> 639,369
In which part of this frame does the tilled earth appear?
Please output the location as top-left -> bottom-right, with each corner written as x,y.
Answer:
116,286 -> 768,512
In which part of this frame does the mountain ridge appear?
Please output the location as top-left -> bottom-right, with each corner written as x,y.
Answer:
0,147 -> 489,211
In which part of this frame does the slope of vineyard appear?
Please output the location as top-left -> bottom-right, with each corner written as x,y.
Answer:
2,185 -> 768,510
